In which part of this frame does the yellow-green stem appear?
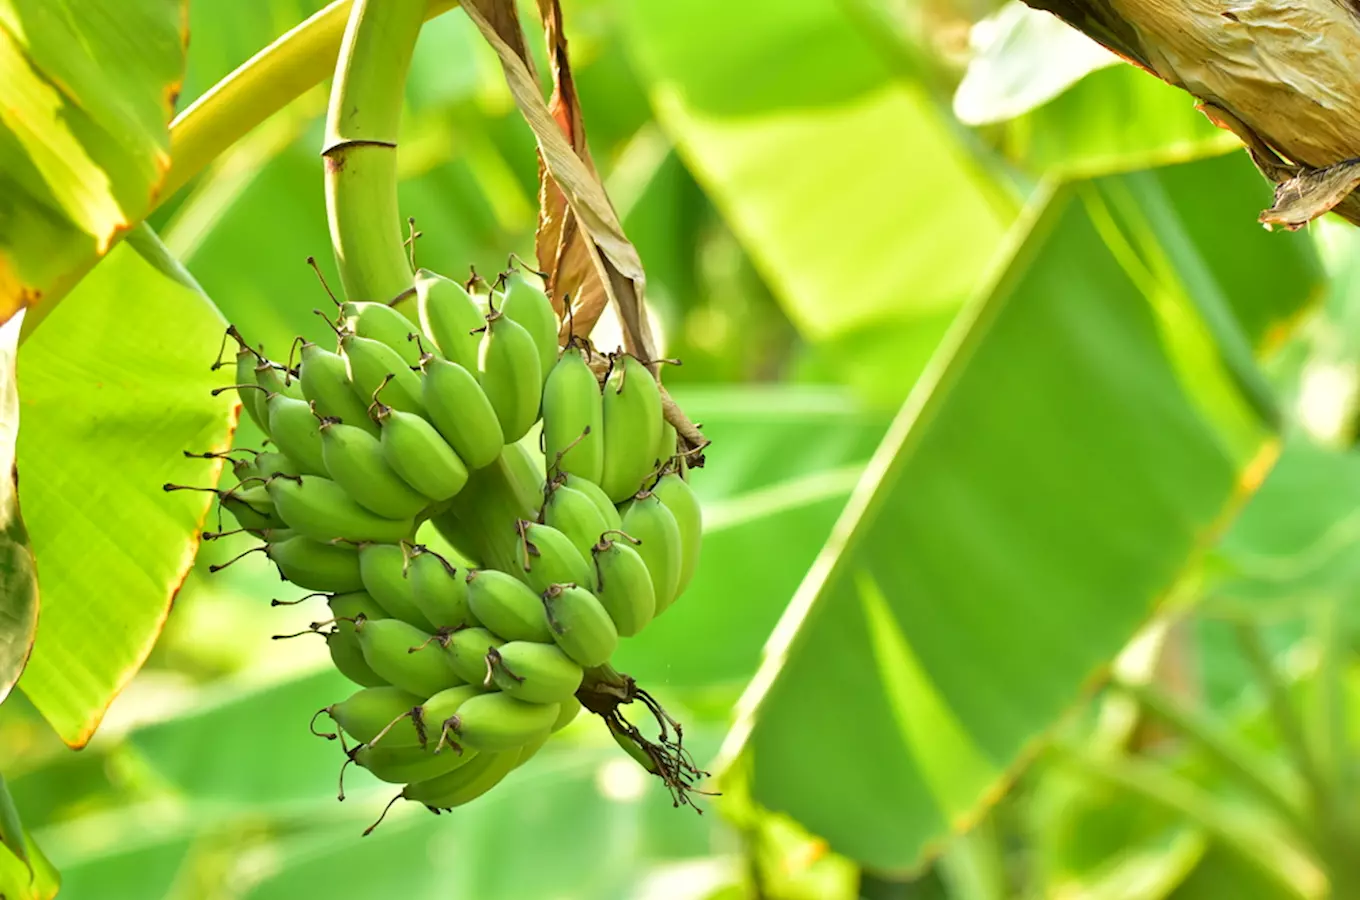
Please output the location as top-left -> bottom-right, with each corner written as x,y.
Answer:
324,0 -> 426,304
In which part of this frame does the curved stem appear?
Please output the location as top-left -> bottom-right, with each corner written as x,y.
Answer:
324,0 -> 426,303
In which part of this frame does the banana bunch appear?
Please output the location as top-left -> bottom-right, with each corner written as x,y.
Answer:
175,265 -> 707,828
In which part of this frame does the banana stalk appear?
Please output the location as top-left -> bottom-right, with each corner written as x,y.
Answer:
323,0 -> 426,304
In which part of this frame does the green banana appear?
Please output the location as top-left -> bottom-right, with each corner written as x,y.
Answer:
599,354 -> 663,502
658,421 -> 678,468
341,332 -> 425,415
478,311 -> 542,443
264,394 -> 329,476
253,451 -> 301,480
399,747 -> 520,810
444,627 -> 504,684
328,685 -> 422,745
552,695 -> 581,732
221,483 -> 283,531
421,356 -> 504,471
234,348 -> 269,431
608,718 -> 661,776
485,641 -> 582,704
561,474 -> 622,531
513,730 -> 551,771
357,542 -> 436,630
414,683 -> 487,750
415,269 -> 483,371
541,583 -> 618,667
341,300 -> 422,366
356,617 -> 464,698
265,536 -> 364,591
375,407 -> 469,502
319,420 -> 431,520
541,345 -> 603,482
498,271 -> 558,384
299,342 -> 380,436
465,569 -> 552,643
352,742 -> 478,785
542,482 -> 611,562
650,472 -> 702,597
449,691 -> 559,753
327,591 -> 389,687
590,536 -> 655,637
619,492 -> 683,613
254,361 -> 304,400
517,521 -> 596,594
408,548 -> 476,630
267,475 -> 414,545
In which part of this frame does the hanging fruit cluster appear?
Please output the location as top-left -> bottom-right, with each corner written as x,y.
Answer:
170,263 -> 707,828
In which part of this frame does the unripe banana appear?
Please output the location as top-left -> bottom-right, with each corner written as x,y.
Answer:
415,683 -> 487,749
517,521 -> 596,594
265,394 -> 328,476
649,473 -> 702,598
541,583 -> 618,668
299,342 -> 380,436
445,627 -> 504,684
590,537 -> 655,637
552,695 -> 582,732
478,311 -> 542,443
352,742 -> 478,785
234,348 -> 269,432
341,301 -> 422,366
408,549 -> 476,630
658,421 -> 678,468
514,730 -> 551,771
421,357 -> 504,471
319,420 -> 431,520
267,475 -> 415,545
485,641 -> 583,704
257,527 -> 296,543
599,355 -> 663,502
561,474 -> 622,531
543,483 -> 611,562
221,484 -> 283,531
415,269 -> 483,371
498,271 -> 558,384
265,536 -> 364,591
619,492 -> 683,613
254,361 -> 304,401
608,718 -> 661,776
355,617 -> 464,698
541,345 -> 604,482
465,569 -> 552,643
375,406 -> 469,502
340,333 -> 425,415
253,451 -> 302,480
400,747 -> 520,810
328,685 -> 423,745
449,691 -> 559,753
327,591 -> 389,687
357,543 -> 436,630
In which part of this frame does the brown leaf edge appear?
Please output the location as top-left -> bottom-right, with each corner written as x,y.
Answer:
461,0 -> 708,456
0,312 -> 37,708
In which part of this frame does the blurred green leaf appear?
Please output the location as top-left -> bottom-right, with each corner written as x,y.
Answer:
0,0 -> 186,322
726,164 -> 1320,870
625,0 -> 1016,349
0,313 -> 36,702
0,773 -> 57,900
15,228 -> 235,746
953,1 -> 1120,126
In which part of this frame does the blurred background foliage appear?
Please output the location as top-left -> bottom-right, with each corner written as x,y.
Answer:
4,0 -> 1360,897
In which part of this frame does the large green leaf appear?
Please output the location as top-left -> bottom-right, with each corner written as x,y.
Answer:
724,162 -> 1320,871
0,772 -> 58,900
0,312 -> 36,702
624,0 -> 1016,348
15,227 -> 235,746
0,0 -> 187,323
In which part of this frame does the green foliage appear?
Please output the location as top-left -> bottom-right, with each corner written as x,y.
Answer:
0,1 -> 1357,898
